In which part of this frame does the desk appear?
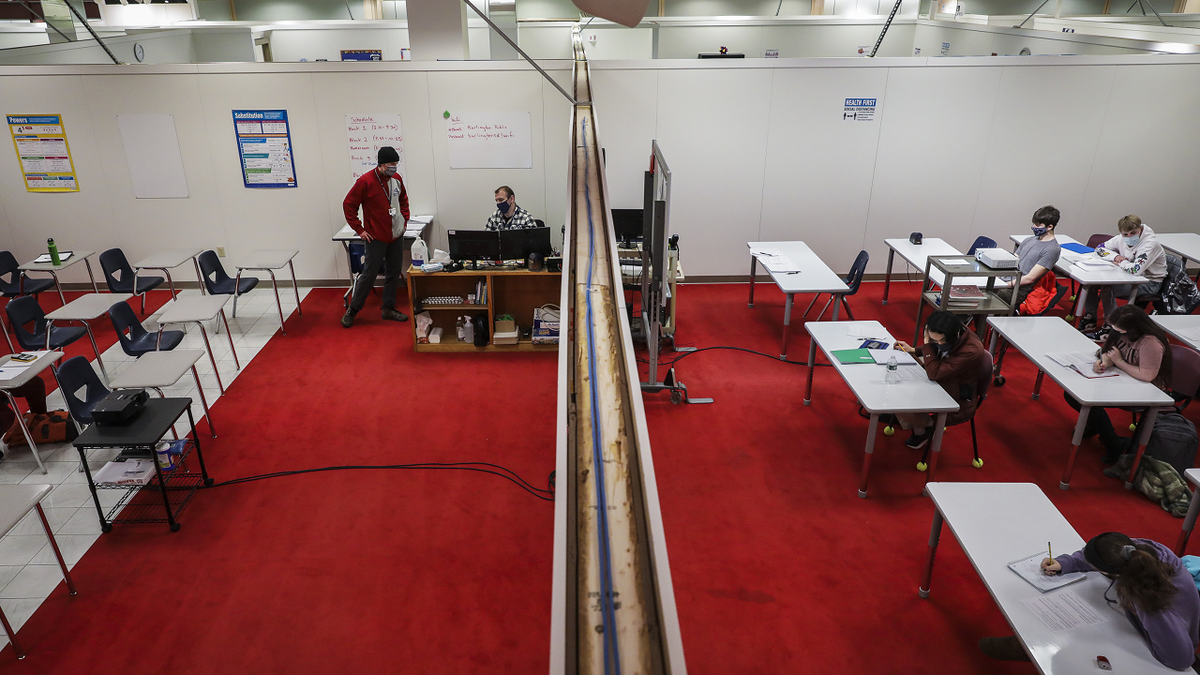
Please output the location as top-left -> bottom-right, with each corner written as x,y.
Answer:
156,295 -> 240,393
0,351 -> 62,474
18,250 -> 99,304
1151,314 -> 1200,350
131,249 -> 203,301
73,397 -> 212,532
919,482 -> 1179,674
109,350 -> 214,438
333,216 -> 432,306
1176,469 -> 1200,555
987,316 -> 1173,489
882,238 -> 988,304
747,241 -> 849,361
234,249 -> 301,334
0,484 -> 76,659
1010,234 -> 1147,322
44,292 -> 133,383
804,320 -> 959,497
914,255 -> 1017,346
1158,232 -> 1200,279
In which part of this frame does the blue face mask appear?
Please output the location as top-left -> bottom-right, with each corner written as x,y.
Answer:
1123,234 -> 1141,248
1031,225 -> 1049,237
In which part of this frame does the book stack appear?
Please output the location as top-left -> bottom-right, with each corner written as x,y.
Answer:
475,280 -> 488,305
945,284 -> 986,308
493,318 -> 519,345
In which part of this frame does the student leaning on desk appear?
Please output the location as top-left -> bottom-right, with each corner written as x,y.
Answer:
983,532 -> 1200,670
892,311 -> 987,452
996,205 -> 1062,310
1079,215 -> 1168,334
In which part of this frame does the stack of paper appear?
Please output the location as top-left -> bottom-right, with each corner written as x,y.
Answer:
1074,257 -> 1114,271
1046,352 -> 1117,379
750,248 -> 800,273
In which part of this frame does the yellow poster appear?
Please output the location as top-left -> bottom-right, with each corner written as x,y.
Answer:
7,114 -> 79,192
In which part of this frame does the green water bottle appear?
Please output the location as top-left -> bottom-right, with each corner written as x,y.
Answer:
47,238 -> 60,266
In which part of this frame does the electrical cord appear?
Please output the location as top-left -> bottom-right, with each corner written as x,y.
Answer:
203,461 -> 556,502
637,344 -> 836,368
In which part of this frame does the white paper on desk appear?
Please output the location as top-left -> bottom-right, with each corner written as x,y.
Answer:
749,247 -> 783,257
32,252 -> 72,263
1075,257 -> 1114,271
761,259 -> 800,273
940,257 -> 973,267
869,349 -> 918,365
0,365 -> 28,381
1175,328 -> 1200,343
1021,589 -> 1110,633
845,325 -> 884,339
890,366 -> 930,383
1046,352 -> 1097,370
1008,552 -> 1087,593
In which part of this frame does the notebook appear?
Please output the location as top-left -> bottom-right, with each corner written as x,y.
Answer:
1008,551 -> 1087,593
832,349 -> 875,365
1061,242 -> 1095,254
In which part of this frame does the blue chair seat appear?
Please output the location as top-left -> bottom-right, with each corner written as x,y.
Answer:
125,329 -> 184,357
0,276 -> 55,298
40,325 -> 88,350
5,295 -> 87,351
208,275 -> 258,296
108,301 -> 183,357
53,356 -> 109,426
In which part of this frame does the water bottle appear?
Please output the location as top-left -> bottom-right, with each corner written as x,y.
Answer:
456,316 -> 465,341
411,238 -> 427,267
885,354 -> 900,384
47,238 -> 60,266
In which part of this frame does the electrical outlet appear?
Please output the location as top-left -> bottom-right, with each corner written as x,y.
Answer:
217,247 -> 226,257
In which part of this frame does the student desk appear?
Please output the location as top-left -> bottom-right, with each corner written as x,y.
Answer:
333,216 -> 432,306
986,316 -> 1173,489
131,249 -> 203,301
233,249 -> 301,334
1176,468 -> 1200,555
1151,314 -> 1200,350
882,238 -> 988,305
919,482 -> 1180,674
44,292 -> 133,383
0,484 -> 77,659
18,250 -> 99,304
155,295 -> 240,394
804,320 -> 959,497
747,241 -> 849,361
108,349 -> 215,438
1157,232 -> 1200,279
1010,234 -> 1147,322
0,351 -> 62,474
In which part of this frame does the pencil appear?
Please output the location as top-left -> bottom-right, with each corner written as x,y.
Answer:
1048,542 -> 1052,559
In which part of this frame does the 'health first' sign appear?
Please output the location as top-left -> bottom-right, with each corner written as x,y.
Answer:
843,98 -> 877,122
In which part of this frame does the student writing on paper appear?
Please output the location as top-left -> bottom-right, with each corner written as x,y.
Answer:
1020,533 -> 1198,670
0,376 -> 47,459
891,311 -> 987,451
996,205 -> 1062,310
1079,215 -> 1167,334
1063,305 -> 1173,464
484,186 -> 537,231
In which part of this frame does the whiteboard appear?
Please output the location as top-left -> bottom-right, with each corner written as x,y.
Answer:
346,114 -> 406,181
116,113 -> 189,199
446,112 -> 532,169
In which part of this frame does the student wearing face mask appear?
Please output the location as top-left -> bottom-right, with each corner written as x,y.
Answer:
981,532 -> 1200,670
485,186 -> 537,230
1078,215 -> 1167,334
892,311 -> 988,450
996,205 -> 1062,309
341,146 -> 410,328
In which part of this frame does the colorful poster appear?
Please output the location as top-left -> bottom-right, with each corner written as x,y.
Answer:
232,110 -> 296,188
345,114 -> 404,181
7,114 -> 79,192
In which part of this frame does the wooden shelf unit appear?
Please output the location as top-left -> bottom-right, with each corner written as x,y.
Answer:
408,266 -> 561,353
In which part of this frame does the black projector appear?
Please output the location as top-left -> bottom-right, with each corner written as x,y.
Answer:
92,389 -> 149,425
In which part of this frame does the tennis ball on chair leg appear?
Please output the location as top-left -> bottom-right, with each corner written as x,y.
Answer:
884,426 -> 895,436
1130,423 -> 1137,432
972,458 -> 984,469
916,461 -> 928,472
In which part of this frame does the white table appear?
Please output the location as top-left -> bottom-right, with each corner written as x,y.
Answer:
1157,232 -> 1200,280
804,320 -> 960,497
1176,468 -> 1200,555
987,316 -> 1173,489
882,238 -> 989,304
234,249 -> 302,334
0,351 -> 62,474
109,349 -> 215,438
748,241 -> 850,361
333,216 -> 433,307
18,250 -> 99,304
131,249 -> 204,302
44,292 -> 133,383
156,295 -> 240,394
919,482 -> 1180,674
1151,314 -> 1200,351
1010,234 -> 1147,322
0,484 -> 77,660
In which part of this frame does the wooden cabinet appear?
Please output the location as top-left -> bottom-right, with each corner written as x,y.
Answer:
407,266 -> 561,353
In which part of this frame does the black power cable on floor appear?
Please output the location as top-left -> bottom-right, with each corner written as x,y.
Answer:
203,461 -> 556,502
637,345 -> 835,368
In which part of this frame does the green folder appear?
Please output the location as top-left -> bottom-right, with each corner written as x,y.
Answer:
832,348 -> 876,365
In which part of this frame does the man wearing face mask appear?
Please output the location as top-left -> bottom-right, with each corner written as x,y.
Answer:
341,146 -> 409,328
996,205 -> 1061,310
1079,215 -> 1166,334
893,311 -> 987,450
485,186 -> 536,231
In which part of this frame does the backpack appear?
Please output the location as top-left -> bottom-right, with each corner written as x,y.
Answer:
472,314 -> 489,347
1145,410 -> 1199,476
1019,270 -> 1059,315
2,411 -> 79,447
1157,254 -> 1200,315
1104,454 -> 1192,517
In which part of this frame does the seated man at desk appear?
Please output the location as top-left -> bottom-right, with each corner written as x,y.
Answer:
485,186 -> 536,231
997,205 -> 1061,310
893,311 -> 987,450
1079,215 -> 1167,334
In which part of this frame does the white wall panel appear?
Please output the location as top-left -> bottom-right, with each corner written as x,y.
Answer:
589,67 -> 658,210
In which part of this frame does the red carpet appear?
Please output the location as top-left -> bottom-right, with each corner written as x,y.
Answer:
4,281 -> 1195,674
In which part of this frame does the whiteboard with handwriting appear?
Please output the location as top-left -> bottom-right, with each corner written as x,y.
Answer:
345,114 -> 405,180
446,112 -> 532,169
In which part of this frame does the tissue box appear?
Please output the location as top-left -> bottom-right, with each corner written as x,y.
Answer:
533,308 -> 559,345
494,319 -> 519,345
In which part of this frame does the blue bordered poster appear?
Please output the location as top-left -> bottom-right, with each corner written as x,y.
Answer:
232,110 -> 296,188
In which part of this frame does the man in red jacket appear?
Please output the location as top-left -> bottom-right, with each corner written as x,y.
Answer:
341,146 -> 410,327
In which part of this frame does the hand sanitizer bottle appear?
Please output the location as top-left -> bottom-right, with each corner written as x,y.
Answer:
456,316 -> 465,341
885,354 -> 900,384
463,316 -> 475,344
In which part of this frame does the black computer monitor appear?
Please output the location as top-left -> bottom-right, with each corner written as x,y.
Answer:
499,227 -> 552,261
448,230 -> 501,262
611,209 -> 644,244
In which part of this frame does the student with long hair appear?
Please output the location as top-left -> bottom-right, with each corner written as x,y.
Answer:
1064,304 -> 1173,463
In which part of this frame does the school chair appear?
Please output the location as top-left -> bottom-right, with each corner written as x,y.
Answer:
108,301 -> 184,357
198,250 -> 258,318
913,351 -> 994,472
966,236 -> 996,255
98,248 -> 164,315
4,295 -> 86,352
802,250 -> 868,322
0,251 -> 56,352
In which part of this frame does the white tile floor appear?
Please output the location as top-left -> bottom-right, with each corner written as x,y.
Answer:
0,285 -> 310,646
